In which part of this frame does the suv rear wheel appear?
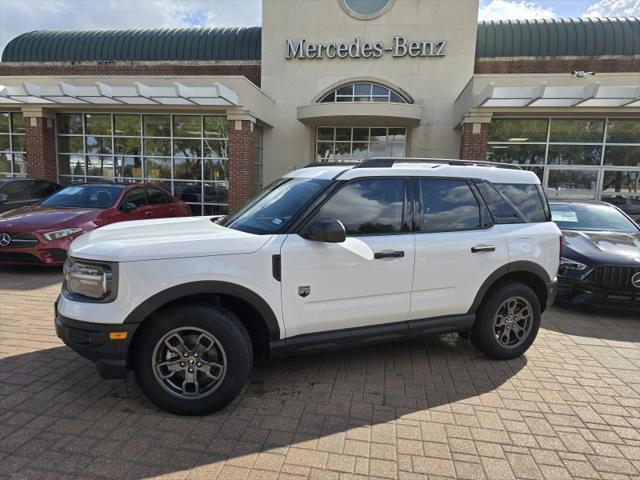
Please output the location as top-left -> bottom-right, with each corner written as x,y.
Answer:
134,303 -> 252,415
471,282 -> 541,360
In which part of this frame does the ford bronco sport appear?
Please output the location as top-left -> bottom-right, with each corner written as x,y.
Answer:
55,158 -> 561,415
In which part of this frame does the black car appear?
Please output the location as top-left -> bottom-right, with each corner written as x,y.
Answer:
551,201 -> 640,308
0,178 -> 62,213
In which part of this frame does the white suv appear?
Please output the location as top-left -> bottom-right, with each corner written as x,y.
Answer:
55,159 -> 561,415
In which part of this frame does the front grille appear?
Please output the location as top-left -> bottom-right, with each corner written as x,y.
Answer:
0,232 -> 39,248
587,265 -> 640,290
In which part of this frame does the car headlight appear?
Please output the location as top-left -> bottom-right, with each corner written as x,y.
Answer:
44,228 -> 83,241
560,257 -> 588,271
63,258 -> 116,301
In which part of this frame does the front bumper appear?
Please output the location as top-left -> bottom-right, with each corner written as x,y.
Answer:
557,276 -> 640,309
0,236 -> 72,266
55,304 -> 139,379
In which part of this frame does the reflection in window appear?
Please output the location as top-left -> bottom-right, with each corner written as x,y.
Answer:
488,119 -> 548,143
547,145 -> 602,166
56,113 -> 229,215
420,179 -> 480,232
486,144 -> 546,165
319,83 -> 409,103
0,112 -> 26,178
316,127 -> 406,162
549,119 -> 605,143
547,170 -> 598,200
314,179 -> 404,235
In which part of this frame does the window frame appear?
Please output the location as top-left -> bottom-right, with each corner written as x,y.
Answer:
295,176 -> 413,237
413,177 -> 492,234
486,116 -> 640,202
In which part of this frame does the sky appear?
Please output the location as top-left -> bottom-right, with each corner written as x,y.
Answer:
0,0 -> 639,54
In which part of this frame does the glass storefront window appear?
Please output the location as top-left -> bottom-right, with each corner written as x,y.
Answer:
487,117 -> 640,203
319,82 -> 409,103
603,146 -> 640,167
486,144 -> 546,165
549,119 -> 605,143
0,111 -> 26,178
606,119 -> 640,144
547,170 -> 599,200
547,145 -> 602,166
316,127 -> 407,162
56,113 -> 229,214
488,119 -> 548,143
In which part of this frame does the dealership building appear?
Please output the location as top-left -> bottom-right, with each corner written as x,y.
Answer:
0,0 -> 639,214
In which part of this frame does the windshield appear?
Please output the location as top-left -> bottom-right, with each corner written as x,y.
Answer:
551,203 -> 639,233
222,178 -> 331,234
41,185 -> 124,209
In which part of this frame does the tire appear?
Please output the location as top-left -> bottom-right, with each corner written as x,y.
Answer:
134,303 -> 253,415
471,282 -> 541,360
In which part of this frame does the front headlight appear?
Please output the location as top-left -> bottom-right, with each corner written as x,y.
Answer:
560,257 -> 588,271
63,258 -> 115,301
44,228 -> 83,241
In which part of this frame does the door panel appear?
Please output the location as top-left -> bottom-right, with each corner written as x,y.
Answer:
118,188 -> 151,221
410,178 -> 507,320
411,229 -> 507,319
281,233 -> 414,337
280,177 -> 414,338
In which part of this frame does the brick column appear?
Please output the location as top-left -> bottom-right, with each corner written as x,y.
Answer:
227,118 -> 257,212
459,121 -> 490,161
24,111 -> 57,182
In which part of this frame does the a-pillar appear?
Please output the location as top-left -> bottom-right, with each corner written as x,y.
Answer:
459,113 -> 492,161
23,108 -> 57,182
227,112 -> 257,212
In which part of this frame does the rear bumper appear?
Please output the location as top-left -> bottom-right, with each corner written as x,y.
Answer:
557,277 -> 640,309
55,303 -> 139,379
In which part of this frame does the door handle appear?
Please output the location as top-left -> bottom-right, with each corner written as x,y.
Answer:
144,211 -> 152,216
471,245 -> 496,253
374,250 -> 405,259
169,208 -> 176,213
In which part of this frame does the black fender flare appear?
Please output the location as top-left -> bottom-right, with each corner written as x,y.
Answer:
467,261 -> 553,314
123,281 -> 281,342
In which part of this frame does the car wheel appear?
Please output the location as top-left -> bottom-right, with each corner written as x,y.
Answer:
134,303 -> 252,415
471,282 -> 541,360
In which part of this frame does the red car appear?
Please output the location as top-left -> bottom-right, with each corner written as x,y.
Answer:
0,183 -> 191,266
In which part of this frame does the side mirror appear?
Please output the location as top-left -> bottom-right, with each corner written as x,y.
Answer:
120,202 -> 138,213
0,193 -> 7,204
301,218 -> 346,243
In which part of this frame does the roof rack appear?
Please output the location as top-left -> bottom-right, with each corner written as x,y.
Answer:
303,161 -> 361,168
354,157 -> 523,170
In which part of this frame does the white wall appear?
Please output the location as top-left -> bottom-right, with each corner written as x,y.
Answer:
261,0 -> 479,182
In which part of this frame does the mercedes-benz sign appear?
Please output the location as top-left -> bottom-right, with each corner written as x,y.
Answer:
632,272 -> 640,289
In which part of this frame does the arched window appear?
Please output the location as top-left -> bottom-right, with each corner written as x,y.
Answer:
319,82 -> 409,104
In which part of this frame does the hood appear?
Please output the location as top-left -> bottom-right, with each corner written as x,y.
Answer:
563,230 -> 640,265
69,216 -> 272,262
0,205 -> 101,231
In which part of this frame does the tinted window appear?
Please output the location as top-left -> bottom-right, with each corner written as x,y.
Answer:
420,179 -> 480,232
223,178 -> 330,235
41,185 -> 123,209
478,182 -> 547,223
147,188 -> 171,205
31,181 -> 58,198
1,181 -> 30,200
122,189 -> 147,208
314,179 -> 405,235
551,203 -> 638,233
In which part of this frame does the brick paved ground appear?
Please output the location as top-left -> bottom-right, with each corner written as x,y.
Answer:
0,266 -> 639,480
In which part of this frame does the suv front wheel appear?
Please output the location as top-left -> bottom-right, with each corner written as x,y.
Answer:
134,303 -> 253,415
471,282 -> 541,360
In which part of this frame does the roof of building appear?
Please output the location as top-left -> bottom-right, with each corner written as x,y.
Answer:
476,17 -> 640,58
1,27 -> 261,62
1,17 -> 638,63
